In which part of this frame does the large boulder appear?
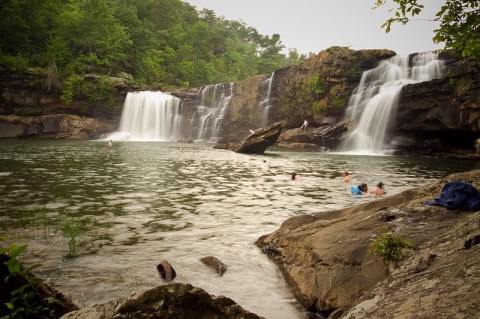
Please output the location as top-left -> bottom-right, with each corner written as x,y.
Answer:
235,121 -> 286,154
60,283 -> 264,319
255,169 -> 480,318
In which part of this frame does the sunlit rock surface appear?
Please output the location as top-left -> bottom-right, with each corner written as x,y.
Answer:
256,169 -> 480,318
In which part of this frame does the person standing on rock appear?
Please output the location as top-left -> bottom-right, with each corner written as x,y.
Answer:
300,119 -> 308,132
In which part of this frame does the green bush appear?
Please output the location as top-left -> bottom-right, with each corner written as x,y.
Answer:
61,75 -> 116,108
369,227 -> 413,263
0,55 -> 29,71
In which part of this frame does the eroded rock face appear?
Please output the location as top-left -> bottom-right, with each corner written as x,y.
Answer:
392,54 -> 480,155
256,169 -> 480,318
60,283 -> 264,319
0,114 -> 115,139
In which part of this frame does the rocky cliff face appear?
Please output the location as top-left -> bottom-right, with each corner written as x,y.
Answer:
1,48 -> 479,157
217,47 -> 396,142
392,53 -> 480,156
0,71 -> 131,139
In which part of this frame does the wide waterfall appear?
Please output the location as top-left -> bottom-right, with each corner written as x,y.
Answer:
115,91 -> 182,141
341,52 -> 445,154
191,83 -> 234,142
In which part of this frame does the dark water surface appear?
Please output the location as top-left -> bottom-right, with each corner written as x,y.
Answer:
1,140 -> 478,318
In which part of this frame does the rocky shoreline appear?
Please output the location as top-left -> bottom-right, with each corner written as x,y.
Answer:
256,168 -> 480,318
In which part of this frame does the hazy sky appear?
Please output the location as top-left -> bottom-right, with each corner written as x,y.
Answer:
184,0 -> 445,56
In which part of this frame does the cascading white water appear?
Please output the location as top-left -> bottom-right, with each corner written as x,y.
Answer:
191,83 -> 234,142
341,52 -> 445,154
259,72 -> 275,127
115,91 -> 182,141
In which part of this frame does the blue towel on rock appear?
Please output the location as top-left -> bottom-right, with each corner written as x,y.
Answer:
424,181 -> 480,211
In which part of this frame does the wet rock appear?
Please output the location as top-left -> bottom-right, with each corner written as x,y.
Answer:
157,260 -> 177,282
200,256 -> 227,275
60,283 -> 264,319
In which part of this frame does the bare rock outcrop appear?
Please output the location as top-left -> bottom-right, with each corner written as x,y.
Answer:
255,169 -> 480,318
235,121 -> 286,154
60,283 -> 264,319
0,114 -> 115,139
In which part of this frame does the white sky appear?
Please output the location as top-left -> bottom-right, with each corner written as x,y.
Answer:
184,0 -> 445,56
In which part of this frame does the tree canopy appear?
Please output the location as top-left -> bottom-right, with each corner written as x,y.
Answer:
0,0 -> 305,91
375,0 -> 480,59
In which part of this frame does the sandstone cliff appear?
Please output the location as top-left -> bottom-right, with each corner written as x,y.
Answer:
256,169 -> 480,318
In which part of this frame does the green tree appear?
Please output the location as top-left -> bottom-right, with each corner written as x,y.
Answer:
375,0 -> 480,58
0,0 -> 304,90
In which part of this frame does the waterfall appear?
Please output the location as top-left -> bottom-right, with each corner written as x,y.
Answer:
341,52 -> 445,154
259,72 -> 275,127
115,91 -> 182,141
191,83 -> 234,142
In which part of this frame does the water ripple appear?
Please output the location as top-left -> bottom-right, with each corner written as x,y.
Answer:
0,140 -> 478,319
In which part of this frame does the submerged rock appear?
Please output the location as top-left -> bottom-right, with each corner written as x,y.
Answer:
200,256 -> 227,275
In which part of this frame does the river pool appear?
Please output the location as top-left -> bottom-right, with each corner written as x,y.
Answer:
0,140 -> 478,318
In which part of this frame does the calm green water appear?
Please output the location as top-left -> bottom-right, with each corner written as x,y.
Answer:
1,140 -> 478,318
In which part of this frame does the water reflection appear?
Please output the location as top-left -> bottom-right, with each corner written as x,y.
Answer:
0,140 -> 478,318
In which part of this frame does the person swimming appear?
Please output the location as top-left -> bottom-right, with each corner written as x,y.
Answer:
342,171 -> 352,184
351,183 -> 368,195
370,182 -> 386,195
291,173 -> 299,180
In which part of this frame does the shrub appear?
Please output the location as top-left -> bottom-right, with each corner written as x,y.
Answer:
369,227 -> 413,263
0,244 -> 60,318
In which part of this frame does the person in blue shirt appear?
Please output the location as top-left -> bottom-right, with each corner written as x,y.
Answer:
351,183 -> 368,195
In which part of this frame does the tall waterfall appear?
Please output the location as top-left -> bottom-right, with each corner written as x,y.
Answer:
191,83 -> 234,142
341,52 -> 445,154
259,72 -> 275,127
116,91 -> 182,141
